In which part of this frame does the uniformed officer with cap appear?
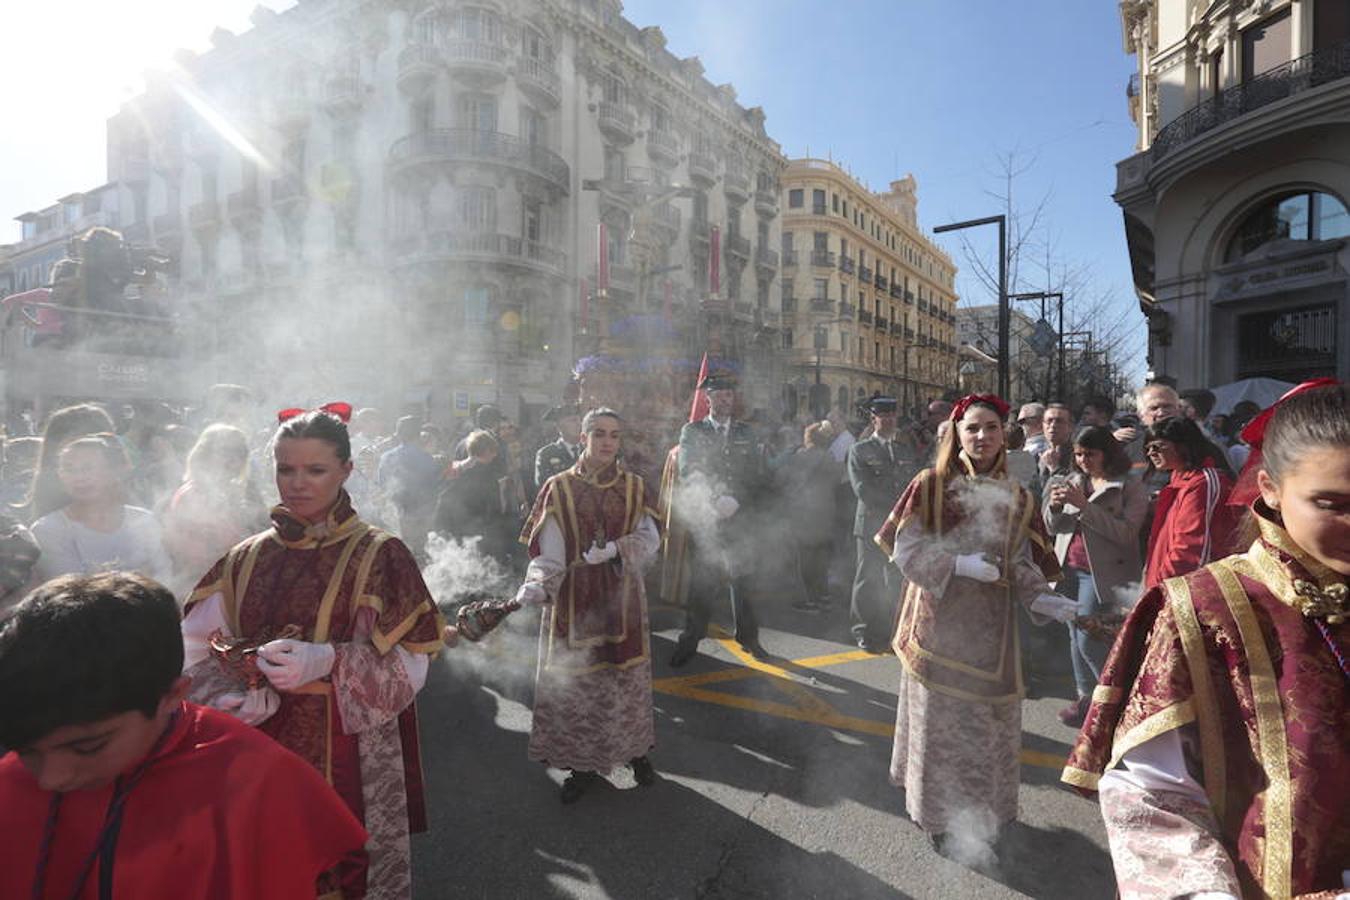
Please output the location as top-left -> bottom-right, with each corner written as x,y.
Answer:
846,396 -> 920,652
669,373 -> 771,666
533,404 -> 583,492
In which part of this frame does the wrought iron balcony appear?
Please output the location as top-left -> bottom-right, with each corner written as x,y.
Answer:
905,327 -> 915,340
651,201 -> 681,234
393,230 -> 565,275
725,233 -> 751,261
597,101 -> 636,145
839,255 -> 855,275
1152,39 -> 1350,161
876,316 -> 888,331
858,265 -> 873,283
919,299 -> 929,313
687,151 -> 716,186
755,245 -> 779,272
646,128 -> 680,167
810,249 -> 836,268
397,43 -> 439,93
723,170 -> 750,203
890,284 -> 904,299
810,297 -> 834,313
388,129 -> 569,194
839,303 -> 856,320
323,75 -> 363,113
891,322 -> 903,337
755,187 -> 778,218
444,39 -> 509,82
858,309 -> 873,325
905,290 -> 915,305
875,273 -> 887,290
516,56 -> 560,107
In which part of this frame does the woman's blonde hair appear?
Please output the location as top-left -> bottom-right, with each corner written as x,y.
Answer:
465,429 -> 499,459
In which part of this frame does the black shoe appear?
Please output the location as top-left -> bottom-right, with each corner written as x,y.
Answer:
738,639 -> 771,661
560,771 -> 600,804
668,642 -> 698,668
856,636 -> 886,654
630,756 -> 656,787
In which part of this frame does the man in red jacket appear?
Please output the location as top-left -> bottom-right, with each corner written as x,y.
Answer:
0,572 -> 367,899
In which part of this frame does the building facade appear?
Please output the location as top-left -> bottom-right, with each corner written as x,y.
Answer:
956,304 -> 1042,404
1116,0 -> 1350,388
779,162 -> 957,418
90,0 -> 784,423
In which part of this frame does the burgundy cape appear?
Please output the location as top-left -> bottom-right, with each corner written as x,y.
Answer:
1063,506 -> 1350,897
0,703 -> 366,900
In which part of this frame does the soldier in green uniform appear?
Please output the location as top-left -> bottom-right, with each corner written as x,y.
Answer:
847,397 -> 920,652
533,404 -> 583,493
669,374 -> 771,667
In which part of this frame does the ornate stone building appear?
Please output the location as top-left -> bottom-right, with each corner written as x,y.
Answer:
779,160 -> 957,417
1116,0 -> 1350,388
99,0 -> 785,422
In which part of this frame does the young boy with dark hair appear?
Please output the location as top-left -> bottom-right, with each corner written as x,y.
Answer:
0,572 -> 366,899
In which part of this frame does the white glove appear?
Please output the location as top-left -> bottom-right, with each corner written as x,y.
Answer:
713,495 -> 740,519
256,639 -> 336,691
1029,592 -> 1079,623
953,553 -> 1000,583
582,541 -> 619,565
213,687 -> 280,726
515,581 -> 549,607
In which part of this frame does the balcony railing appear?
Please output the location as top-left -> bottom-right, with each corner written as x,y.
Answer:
445,39 -> 509,71
1152,39 -> 1350,161
323,75 -> 364,111
516,56 -> 560,106
597,101 -> 636,142
725,233 -> 751,260
858,309 -> 873,325
890,284 -> 904,299
905,290 -> 915,305
839,303 -> 856,319
875,273 -> 887,290
395,230 -> 565,272
810,249 -> 836,268
388,129 -> 569,192
811,203 -> 827,216
782,249 -> 799,267
858,265 -> 873,283
876,316 -> 888,331
839,255 -> 855,275
688,151 -> 716,185
647,128 -> 680,165
652,202 -> 682,233
891,322 -> 903,337
810,297 -> 834,313
723,170 -> 750,201
755,188 -> 778,216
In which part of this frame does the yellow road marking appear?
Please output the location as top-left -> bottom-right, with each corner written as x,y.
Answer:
652,630 -> 1069,771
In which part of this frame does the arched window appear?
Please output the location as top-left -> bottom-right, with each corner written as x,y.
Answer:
1226,190 -> 1350,260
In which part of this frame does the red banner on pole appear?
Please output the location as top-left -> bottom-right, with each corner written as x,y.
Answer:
688,352 -> 710,423
597,223 -> 609,294
709,226 -> 721,296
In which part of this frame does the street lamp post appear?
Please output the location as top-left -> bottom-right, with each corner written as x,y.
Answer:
933,216 -> 1007,399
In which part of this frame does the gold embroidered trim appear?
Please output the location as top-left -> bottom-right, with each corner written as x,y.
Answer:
894,652 -> 1023,704
1168,575 -> 1227,823
311,526 -> 370,644
1107,700 -> 1196,773
1213,563 -> 1292,899
1060,765 -> 1101,790
1092,684 -> 1123,704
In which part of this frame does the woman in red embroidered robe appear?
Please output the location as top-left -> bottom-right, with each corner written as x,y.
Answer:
516,408 -> 661,804
874,395 -> 1073,857
1063,383 -> 1349,899
180,409 -> 445,900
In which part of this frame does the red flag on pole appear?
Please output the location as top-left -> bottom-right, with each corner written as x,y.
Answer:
597,223 -> 609,295
688,352 -> 710,422
709,226 -> 721,296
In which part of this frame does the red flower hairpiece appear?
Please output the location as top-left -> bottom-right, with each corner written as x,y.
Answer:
951,393 -> 1010,422
1230,377 -> 1340,508
277,402 -> 353,424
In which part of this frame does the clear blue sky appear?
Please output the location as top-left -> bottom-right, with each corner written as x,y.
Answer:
624,0 -> 1145,374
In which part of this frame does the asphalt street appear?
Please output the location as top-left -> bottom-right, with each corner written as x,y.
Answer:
412,598 -> 1117,900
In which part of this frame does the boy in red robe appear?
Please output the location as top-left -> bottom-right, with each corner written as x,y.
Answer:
0,572 -> 366,899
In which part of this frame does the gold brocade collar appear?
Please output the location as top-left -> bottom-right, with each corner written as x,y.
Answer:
270,490 -> 365,549
1248,501 -> 1349,624
569,458 -> 623,489
958,447 -> 1008,480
